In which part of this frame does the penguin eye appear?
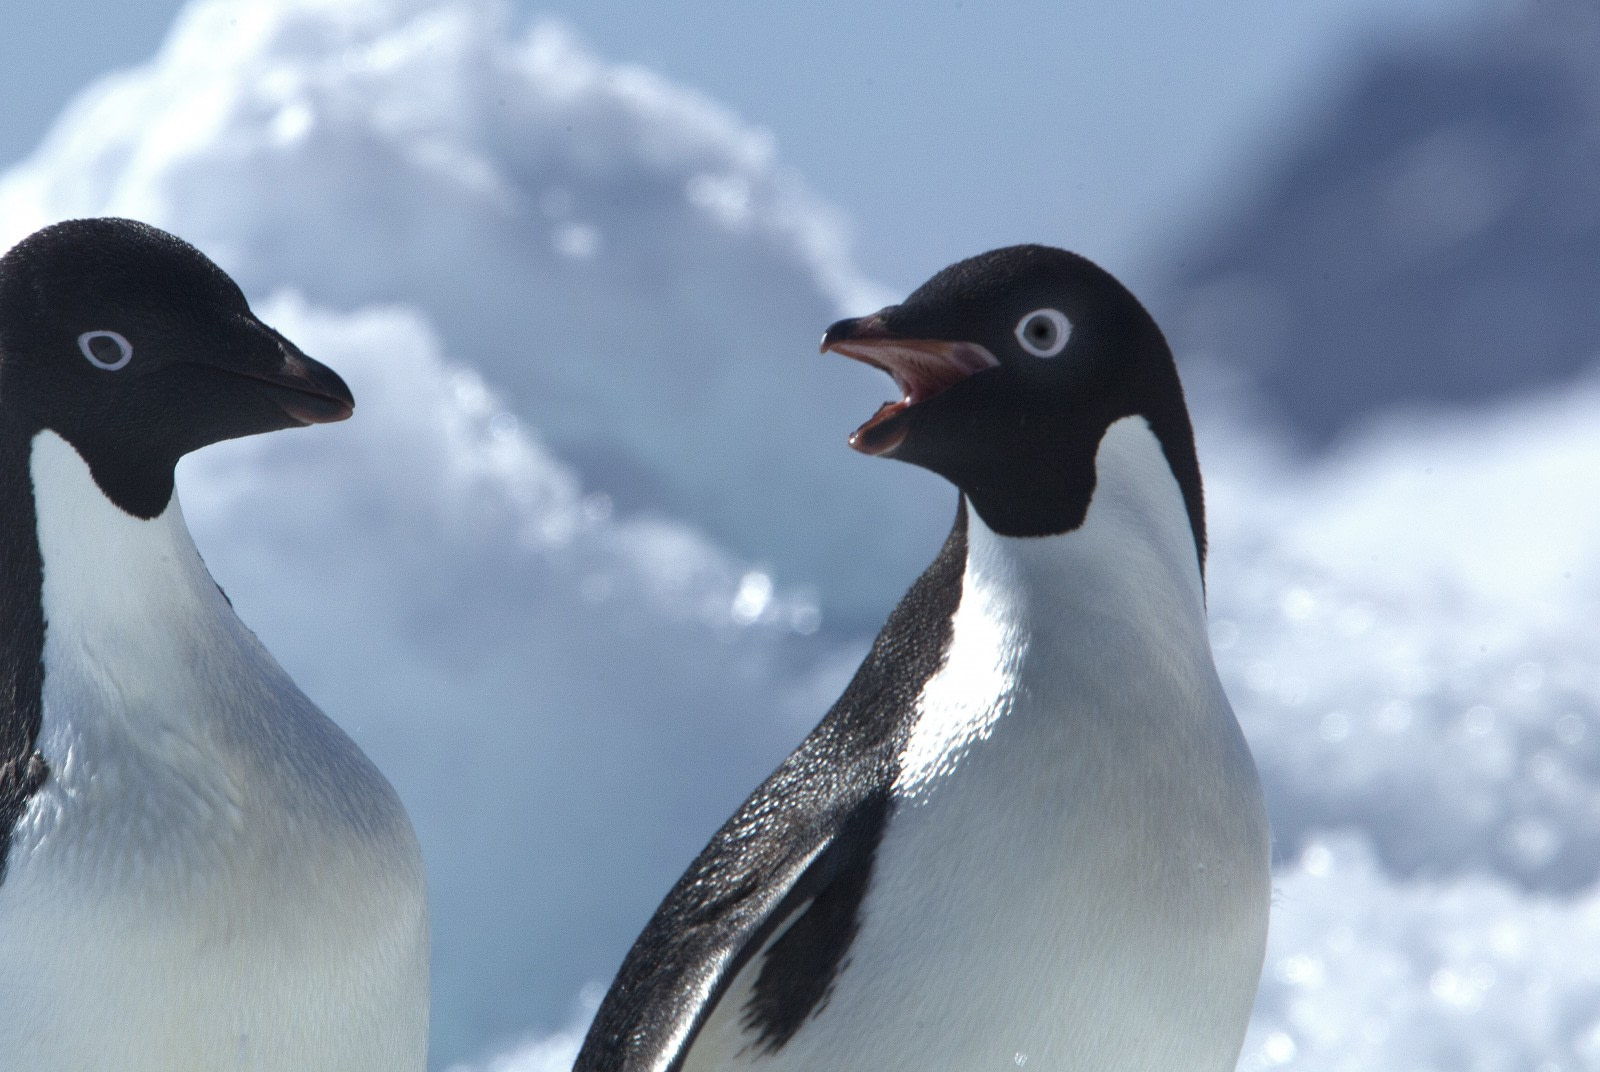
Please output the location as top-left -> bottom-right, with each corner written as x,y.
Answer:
1014,309 -> 1071,358
78,330 -> 134,372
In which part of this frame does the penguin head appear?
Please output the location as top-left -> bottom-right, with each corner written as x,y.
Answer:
822,244 -> 1204,559
0,218 -> 353,518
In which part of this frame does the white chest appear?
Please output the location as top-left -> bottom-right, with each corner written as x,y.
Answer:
0,431 -> 428,1072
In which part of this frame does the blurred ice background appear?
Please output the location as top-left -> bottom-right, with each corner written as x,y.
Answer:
4,0 -> 1600,1069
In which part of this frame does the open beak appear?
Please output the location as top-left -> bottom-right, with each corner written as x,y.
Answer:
820,312 -> 998,455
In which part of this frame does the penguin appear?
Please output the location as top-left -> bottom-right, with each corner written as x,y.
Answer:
574,245 -> 1270,1072
0,218 -> 427,1071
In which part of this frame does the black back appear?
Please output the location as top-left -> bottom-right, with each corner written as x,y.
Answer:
0,436 -> 46,885
574,505 -> 969,1072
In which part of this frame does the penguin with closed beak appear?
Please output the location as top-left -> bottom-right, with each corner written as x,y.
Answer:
0,218 -> 427,1071
575,245 -> 1269,1072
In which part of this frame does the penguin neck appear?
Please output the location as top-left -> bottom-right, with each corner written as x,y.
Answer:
970,414 -> 1207,629
895,416 -> 1212,797
32,425 -> 222,616
27,429 -> 251,736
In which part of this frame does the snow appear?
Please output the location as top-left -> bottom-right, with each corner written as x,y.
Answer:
3,0 -> 1599,1068
1204,380 -> 1600,891
1243,834 -> 1600,1072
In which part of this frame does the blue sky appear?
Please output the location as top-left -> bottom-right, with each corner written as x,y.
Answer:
4,0 -> 1499,292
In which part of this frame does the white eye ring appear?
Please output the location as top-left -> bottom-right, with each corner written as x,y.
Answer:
78,330 -> 133,371
1014,308 -> 1071,358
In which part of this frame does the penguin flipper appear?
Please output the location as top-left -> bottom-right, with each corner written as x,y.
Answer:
574,506 -> 971,1072
572,783 -> 891,1072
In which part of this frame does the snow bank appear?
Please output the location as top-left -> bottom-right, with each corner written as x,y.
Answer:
1205,381 -> 1600,890
1243,834 -> 1600,1071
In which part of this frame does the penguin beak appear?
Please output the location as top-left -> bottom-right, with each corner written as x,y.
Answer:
821,313 -> 998,455
209,327 -> 355,426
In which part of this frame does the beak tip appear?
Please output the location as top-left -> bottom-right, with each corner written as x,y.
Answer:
821,312 -> 892,355
820,317 -> 855,354
280,393 -> 354,426
241,341 -> 356,426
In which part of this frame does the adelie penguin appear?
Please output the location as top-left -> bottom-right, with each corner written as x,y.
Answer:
0,219 -> 427,1070
575,245 -> 1270,1072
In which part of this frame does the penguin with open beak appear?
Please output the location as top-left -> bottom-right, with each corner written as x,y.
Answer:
576,244 -> 1269,1072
